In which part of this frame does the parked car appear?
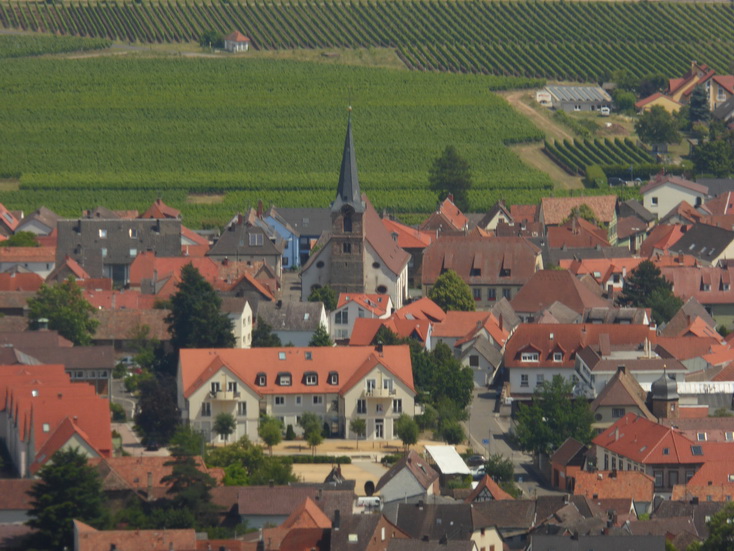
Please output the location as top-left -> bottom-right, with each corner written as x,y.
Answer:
471,465 -> 486,480
465,454 -> 486,467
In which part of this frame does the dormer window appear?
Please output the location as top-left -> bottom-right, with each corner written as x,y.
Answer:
256,373 -> 266,386
249,233 -> 264,246
305,351 -> 312,360
500,268 -> 511,277
305,372 -> 317,386
278,352 -> 286,360
278,373 -> 291,386
129,228 -> 138,239
521,352 -> 539,362
553,352 -> 563,362
328,372 -> 339,385
98,229 -> 107,238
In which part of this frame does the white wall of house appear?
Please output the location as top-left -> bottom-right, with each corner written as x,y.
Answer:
378,469 -> 427,504
228,301 -> 253,349
460,347 -> 497,388
642,184 -> 706,218
0,261 -> 54,278
510,367 -> 576,395
363,241 -> 408,310
330,298 -> 391,341
16,219 -> 52,235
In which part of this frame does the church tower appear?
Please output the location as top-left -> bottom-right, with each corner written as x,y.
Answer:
329,112 -> 366,294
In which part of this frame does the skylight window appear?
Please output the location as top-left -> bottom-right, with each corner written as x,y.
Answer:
691,445 -> 704,456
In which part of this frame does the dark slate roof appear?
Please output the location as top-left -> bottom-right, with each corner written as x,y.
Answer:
331,115 -> 365,215
17,206 -> 60,233
668,223 -> 734,263
329,513 -> 380,551
652,500 -> 729,539
543,245 -> 633,266
619,200 -> 656,224
275,208 -> 331,238
394,503 -> 474,541
377,450 -> 438,493
24,345 -> 115,370
660,297 -> 716,338
387,540 -> 475,551
530,535 -> 665,551
696,178 -> 734,197
207,222 -> 284,258
257,301 -> 324,332
470,499 -> 536,530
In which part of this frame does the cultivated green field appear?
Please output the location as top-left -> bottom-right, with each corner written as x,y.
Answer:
0,55 -> 555,227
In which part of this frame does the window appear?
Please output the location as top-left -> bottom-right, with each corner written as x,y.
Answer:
305,351 -> 312,360
376,404 -> 384,413
383,379 -> 393,391
201,403 -> 211,417
470,267 -> 481,277
521,352 -> 539,362
662,447 -> 670,455
227,381 -> 238,393
210,382 -> 220,394
697,432 -> 707,441
357,399 -> 367,414
691,445 -> 704,456
358,308 -> 365,318
553,352 -> 563,362
295,396 -> 302,405
536,374 -> 544,385
473,288 -> 481,301
469,355 -> 479,368
335,310 -> 349,325
237,402 -> 247,416
99,229 -> 107,238
249,233 -> 264,246
129,248 -> 137,257
502,288 -> 511,299
129,228 -> 138,239
343,214 -> 353,233
654,471 -> 663,487
256,373 -> 266,386
651,197 -> 659,206
101,248 -> 108,258
604,454 -> 609,470
278,352 -> 286,360
611,457 -> 616,470
342,243 -> 352,254
313,395 -> 324,405
305,373 -> 317,386
366,379 -> 376,392
278,373 -> 291,386
520,374 -> 529,387
329,372 -> 338,385
393,399 -> 402,413
726,432 -> 734,442
612,408 -> 625,418
275,396 -> 285,406
487,288 -> 496,301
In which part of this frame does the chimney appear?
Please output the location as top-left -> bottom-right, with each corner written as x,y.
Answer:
447,193 -> 454,203
614,428 -> 619,441
333,509 -> 341,531
256,540 -> 265,551
617,364 -> 626,375
257,199 -> 264,218
269,479 -> 274,487
147,472 -> 153,501
376,341 -> 383,353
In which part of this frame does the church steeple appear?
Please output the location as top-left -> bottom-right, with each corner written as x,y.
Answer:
331,111 -> 364,214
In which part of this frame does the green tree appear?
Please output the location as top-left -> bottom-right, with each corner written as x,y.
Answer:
166,264 -> 235,350
692,139 -> 734,177
429,145 -> 473,212
299,413 -> 323,455
395,414 -> 419,450
611,69 -> 638,92
440,420 -> 465,445
428,269 -> 475,312
700,502 -> 734,551
162,453 -> 218,525
28,277 -> 99,345
205,436 -> 296,485
619,260 -> 683,324
199,29 -> 223,48
135,376 -> 180,446
635,105 -> 681,146
611,89 -> 637,114
689,86 -> 711,125
514,375 -> 594,455
432,343 -> 474,410
252,317 -> 282,347
0,231 -> 38,247
214,413 -> 236,443
349,418 -> 366,449
309,323 -> 333,347
128,323 -> 159,371
308,285 -> 337,311
169,425 -> 206,457
484,453 -> 514,483
258,416 -> 283,455
637,74 -> 667,98
27,448 -> 107,550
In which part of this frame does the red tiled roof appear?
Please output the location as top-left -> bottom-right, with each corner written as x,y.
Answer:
420,197 -> 468,232
0,272 -> 43,291
74,521 -> 197,551
560,258 -> 643,286
510,204 -> 539,223
181,225 -> 210,257
661,266 -> 734,305
139,198 -> 180,220
656,336 -> 720,361
573,470 -> 654,502
128,253 -> 221,288
93,309 -> 171,341
280,497 -> 332,529
362,197 -> 411,275
180,345 -> 414,399
510,270 -> 610,314
382,218 -> 434,250
546,218 -> 610,249
89,455 -> 220,492
349,318 -> 430,346
0,204 -> 19,232
336,293 -> 390,317
634,92 -> 681,109
713,75 -> 734,95
703,192 -> 734,216
393,297 -> 446,323
540,196 -> 617,226
505,324 -> 656,370
30,416 -> 102,474
224,31 -> 250,42
432,311 -> 495,338
640,225 -> 687,257
47,256 -> 91,281
84,289 -> 159,310
640,174 -> 708,196
712,362 -> 734,381
0,246 -> 54,262
465,474 -> 513,502
0,479 -> 34,510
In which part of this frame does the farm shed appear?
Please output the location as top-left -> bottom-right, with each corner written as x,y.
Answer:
538,85 -> 612,112
224,31 -> 250,52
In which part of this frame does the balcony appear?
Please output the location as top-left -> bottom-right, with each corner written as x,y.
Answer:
362,387 -> 397,398
209,389 -> 241,401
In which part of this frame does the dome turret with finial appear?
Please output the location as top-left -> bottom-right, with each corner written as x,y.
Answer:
651,368 -> 678,401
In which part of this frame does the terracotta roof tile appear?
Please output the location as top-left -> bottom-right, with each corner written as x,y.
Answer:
0,246 -> 54,262
465,474 -> 514,502
510,270 -> 610,315
420,197 -> 469,232
573,470 -> 654,502
74,522 -> 197,551
393,297 -> 446,323
224,31 -> 250,42
546,218 -> 610,249
348,318 -> 430,346
0,272 -> 44,291
139,199 -> 181,220
540,196 -> 617,226
336,293 -> 390,317
381,218 -> 434,250
510,204 -> 539,223
281,497 -> 332,529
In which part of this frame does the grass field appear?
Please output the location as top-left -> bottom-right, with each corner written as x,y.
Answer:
0,53 -> 558,227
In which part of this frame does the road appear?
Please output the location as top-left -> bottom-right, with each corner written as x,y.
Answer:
465,389 -> 563,498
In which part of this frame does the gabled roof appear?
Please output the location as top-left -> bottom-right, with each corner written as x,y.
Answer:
93,309 -> 170,342
381,218 -> 434,250
640,174 -> 709,196
590,368 -> 655,421
73,521 -> 197,551
546,217 -> 610,249
336,293 -> 390,317
362,197 -> 411,274
432,311 -> 493,339
0,246 -> 54,263
661,297 -> 717,338
510,270 -> 610,315
279,497 -> 332,529
574,470 -> 654,502
639,224 -> 687,257
17,206 -> 60,234
0,272 -> 43,291
224,31 -> 250,42
30,416 -> 102,474
420,196 -> 469,232
46,255 -> 91,281
180,345 -> 414,399
511,204 -> 539,223
465,474 -> 514,502
0,204 -> 19,233
258,301 -> 325,332
139,198 -> 181,220
349,317 -> 431,346
660,265 -> 734,305
620,199 -> 656,224
550,437 -> 587,467
540,196 -> 617,226
376,449 -> 438,492
668,223 -> 734,264
477,200 -> 513,229
393,297 -> 446,323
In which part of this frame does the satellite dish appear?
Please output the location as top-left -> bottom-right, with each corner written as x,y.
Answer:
364,480 -> 375,496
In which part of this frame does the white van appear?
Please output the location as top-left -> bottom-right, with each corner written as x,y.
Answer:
600,107 -> 611,117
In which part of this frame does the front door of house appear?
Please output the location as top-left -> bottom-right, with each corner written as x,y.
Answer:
375,419 -> 384,439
